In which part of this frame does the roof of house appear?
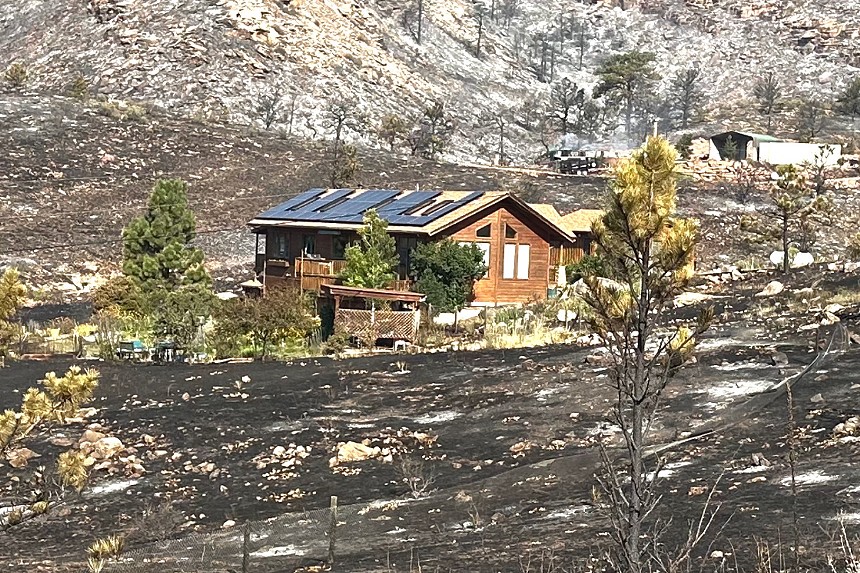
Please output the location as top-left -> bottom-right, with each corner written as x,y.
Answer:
560,209 -> 604,233
527,203 -> 565,228
710,131 -> 783,144
249,189 -> 576,239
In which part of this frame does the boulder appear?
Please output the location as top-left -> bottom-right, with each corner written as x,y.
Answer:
330,441 -> 380,466
792,252 -> 814,268
79,429 -> 106,444
756,281 -> 784,297
770,351 -> 789,367
6,447 -> 38,468
91,437 -> 124,460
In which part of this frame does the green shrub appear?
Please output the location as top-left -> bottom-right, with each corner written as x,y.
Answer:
565,254 -> 610,283
676,134 -> 694,159
4,62 -> 28,87
69,75 -> 89,100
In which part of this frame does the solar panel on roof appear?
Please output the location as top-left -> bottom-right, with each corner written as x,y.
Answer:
398,191 -> 485,226
257,189 -> 486,227
321,190 -> 400,219
377,191 -> 441,216
296,189 -> 354,214
256,188 -> 325,219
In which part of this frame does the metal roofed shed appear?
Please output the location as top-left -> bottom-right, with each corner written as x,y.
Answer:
708,131 -> 782,161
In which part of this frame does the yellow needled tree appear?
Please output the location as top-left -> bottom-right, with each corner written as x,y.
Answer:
581,135 -> 712,573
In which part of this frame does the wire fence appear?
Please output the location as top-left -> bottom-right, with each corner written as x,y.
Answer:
105,497 -> 411,573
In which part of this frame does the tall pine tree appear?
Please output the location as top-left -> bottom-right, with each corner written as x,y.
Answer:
122,179 -> 213,345
122,179 -> 210,292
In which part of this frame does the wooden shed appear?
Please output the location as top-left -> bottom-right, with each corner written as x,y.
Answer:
322,284 -> 425,345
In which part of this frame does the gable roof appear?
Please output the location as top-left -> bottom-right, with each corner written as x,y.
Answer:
249,189 -> 575,240
560,209 -> 604,234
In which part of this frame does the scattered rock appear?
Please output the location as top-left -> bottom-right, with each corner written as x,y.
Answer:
330,441 -> 380,466
90,437 -> 125,460
756,281 -> 784,297
810,393 -> 825,404
6,447 -> 39,468
710,550 -> 725,559
222,520 -> 236,529
79,429 -> 106,444
770,351 -> 789,367
834,417 -> 860,437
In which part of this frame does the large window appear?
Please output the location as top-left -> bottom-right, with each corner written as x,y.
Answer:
517,244 -> 530,279
270,231 -> 288,259
459,241 -> 491,278
502,223 -> 530,280
333,235 -> 350,259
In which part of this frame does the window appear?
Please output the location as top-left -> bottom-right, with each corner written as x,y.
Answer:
302,234 -> 316,255
476,224 -> 491,238
503,243 -> 516,279
270,231 -> 288,259
517,244 -> 530,279
397,236 -> 418,273
505,224 -> 518,239
503,242 -> 530,280
333,235 -> 350,259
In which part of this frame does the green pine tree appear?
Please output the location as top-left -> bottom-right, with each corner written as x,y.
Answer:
122,179 -> 211,292
593,51 -> 659,136
0,268 -> 26,360
340,210 -> 399,289
122,179 -> 213,344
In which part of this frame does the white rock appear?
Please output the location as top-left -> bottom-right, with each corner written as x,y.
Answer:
222,519 -> 236,529
756,281 -> 784,297
792,252 -> 814,268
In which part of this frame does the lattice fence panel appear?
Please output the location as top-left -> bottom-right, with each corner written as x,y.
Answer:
336,309 -> 419,342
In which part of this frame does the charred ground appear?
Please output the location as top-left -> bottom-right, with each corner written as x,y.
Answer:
2,269 -> 860,572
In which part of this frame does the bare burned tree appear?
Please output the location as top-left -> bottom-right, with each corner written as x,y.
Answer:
795,98 -> 827,142
480,107 -> 512,165
499,0 -> 520,27
324,99 -> 362,164
550,77 -> 584,135
580,136 -> 710,573
403,0 -> 427,44
474,1 -> 488,58
671,66 -> 703,129
284,92 -> 300,136
753,71 -> 783,134
255,87 -> 283,131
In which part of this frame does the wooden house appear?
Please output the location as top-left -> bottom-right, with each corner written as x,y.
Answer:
248,188 -> 601,305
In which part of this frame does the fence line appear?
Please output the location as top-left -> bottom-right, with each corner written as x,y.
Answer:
105,498 -> 415,573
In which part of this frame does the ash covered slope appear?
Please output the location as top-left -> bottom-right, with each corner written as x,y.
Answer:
0,0 -> 857,159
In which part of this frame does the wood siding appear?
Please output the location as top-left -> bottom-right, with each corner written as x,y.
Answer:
445,202 -> 558,305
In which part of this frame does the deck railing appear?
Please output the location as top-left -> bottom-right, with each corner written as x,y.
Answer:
263,257 -> 412,293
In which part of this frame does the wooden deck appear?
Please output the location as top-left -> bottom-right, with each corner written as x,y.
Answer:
262,257 -> 412,293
